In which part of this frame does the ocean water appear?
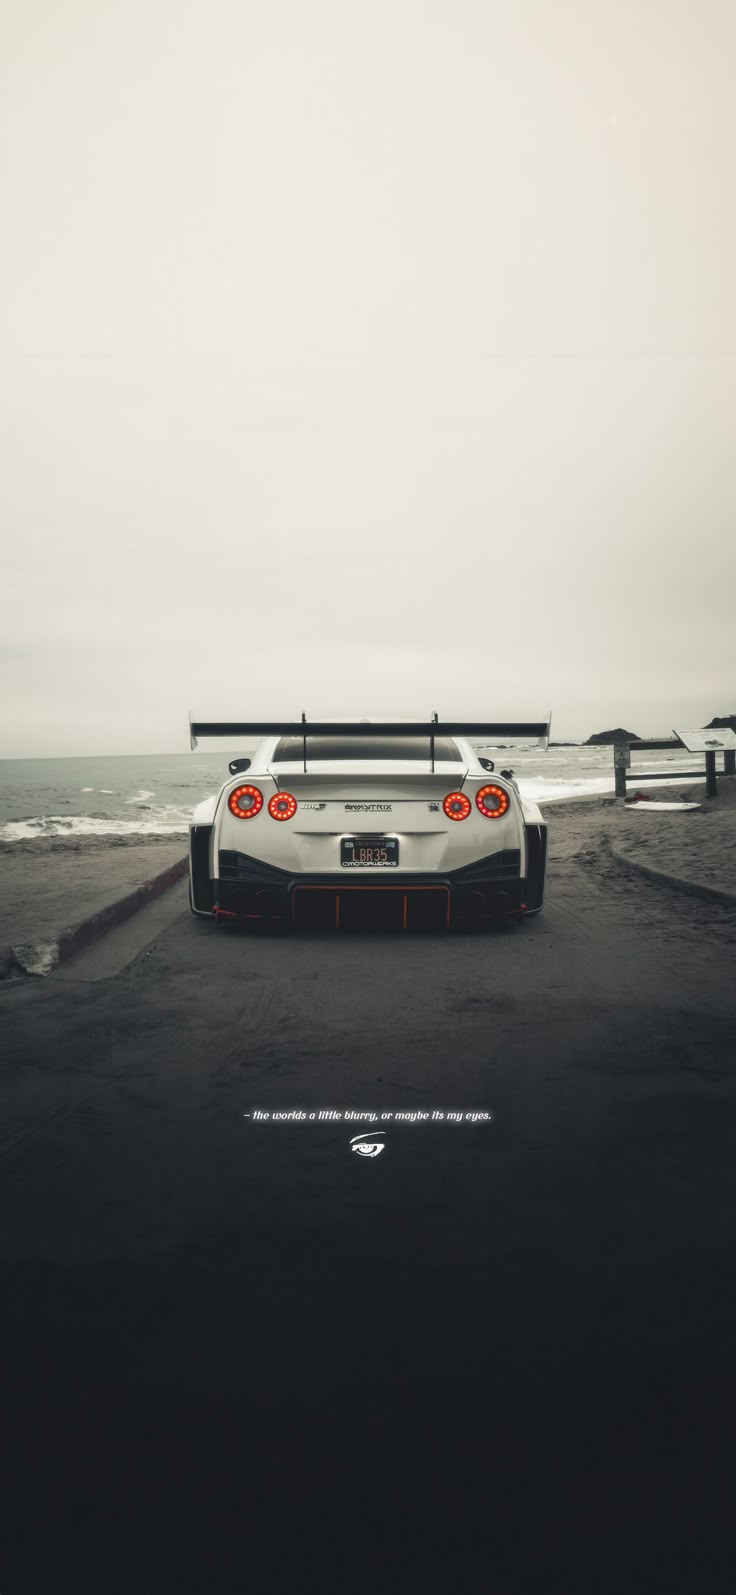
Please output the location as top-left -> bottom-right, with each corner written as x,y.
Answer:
0,745 -> 707,841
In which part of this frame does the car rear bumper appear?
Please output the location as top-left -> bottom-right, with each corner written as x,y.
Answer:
201,843 -> 541,928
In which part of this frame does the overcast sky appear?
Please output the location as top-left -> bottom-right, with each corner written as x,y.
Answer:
1,0 -> 734,756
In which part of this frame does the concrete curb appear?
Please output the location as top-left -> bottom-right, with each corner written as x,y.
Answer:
5,856 -> 189,978
610,843 -> 736,909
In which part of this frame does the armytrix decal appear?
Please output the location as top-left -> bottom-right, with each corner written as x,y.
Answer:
344,802 -> 392,812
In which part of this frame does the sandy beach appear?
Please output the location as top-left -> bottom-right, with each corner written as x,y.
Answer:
609,778 -> 736,894
0,832 -> 188,976
547,776 -> 736,895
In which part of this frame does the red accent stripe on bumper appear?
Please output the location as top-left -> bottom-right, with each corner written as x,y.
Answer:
291,883 -> 451,930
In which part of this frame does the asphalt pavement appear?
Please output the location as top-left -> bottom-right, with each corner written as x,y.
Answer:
1,825 -> 735,1591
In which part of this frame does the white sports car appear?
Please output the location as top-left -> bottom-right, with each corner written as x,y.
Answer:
187,716 -> 550,932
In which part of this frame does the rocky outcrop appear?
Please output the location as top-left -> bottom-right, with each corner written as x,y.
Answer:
585,728 -> 641,745
704,715 -> 736,733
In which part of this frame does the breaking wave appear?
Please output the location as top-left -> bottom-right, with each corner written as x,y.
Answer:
517,775 -> 615,802
0,810 -> 189,841
517,772 -> 698,803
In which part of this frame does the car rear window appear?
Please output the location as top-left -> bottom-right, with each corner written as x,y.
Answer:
271,735 -> 463,763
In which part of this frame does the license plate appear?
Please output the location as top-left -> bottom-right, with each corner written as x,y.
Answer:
340,835 -> 399,868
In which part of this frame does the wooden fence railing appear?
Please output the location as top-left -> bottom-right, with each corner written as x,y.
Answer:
612,736 -> 736,800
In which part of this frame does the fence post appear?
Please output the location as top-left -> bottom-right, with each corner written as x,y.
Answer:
613,741 -> 630,800
705,751 -> 718,799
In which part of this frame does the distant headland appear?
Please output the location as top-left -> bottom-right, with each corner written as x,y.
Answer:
585,728 -> 641,745
584,713 -> 735,746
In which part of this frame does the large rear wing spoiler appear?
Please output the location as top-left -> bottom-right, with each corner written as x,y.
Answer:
189,712 -> 552,767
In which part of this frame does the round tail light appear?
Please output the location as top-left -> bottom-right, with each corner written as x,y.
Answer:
228,784 -> 264,819
443,791 -> 471,821
476,784 -> 510,819
268,792 -> 298,821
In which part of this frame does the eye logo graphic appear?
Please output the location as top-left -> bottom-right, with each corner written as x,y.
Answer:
350,1132 -> 387,1159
